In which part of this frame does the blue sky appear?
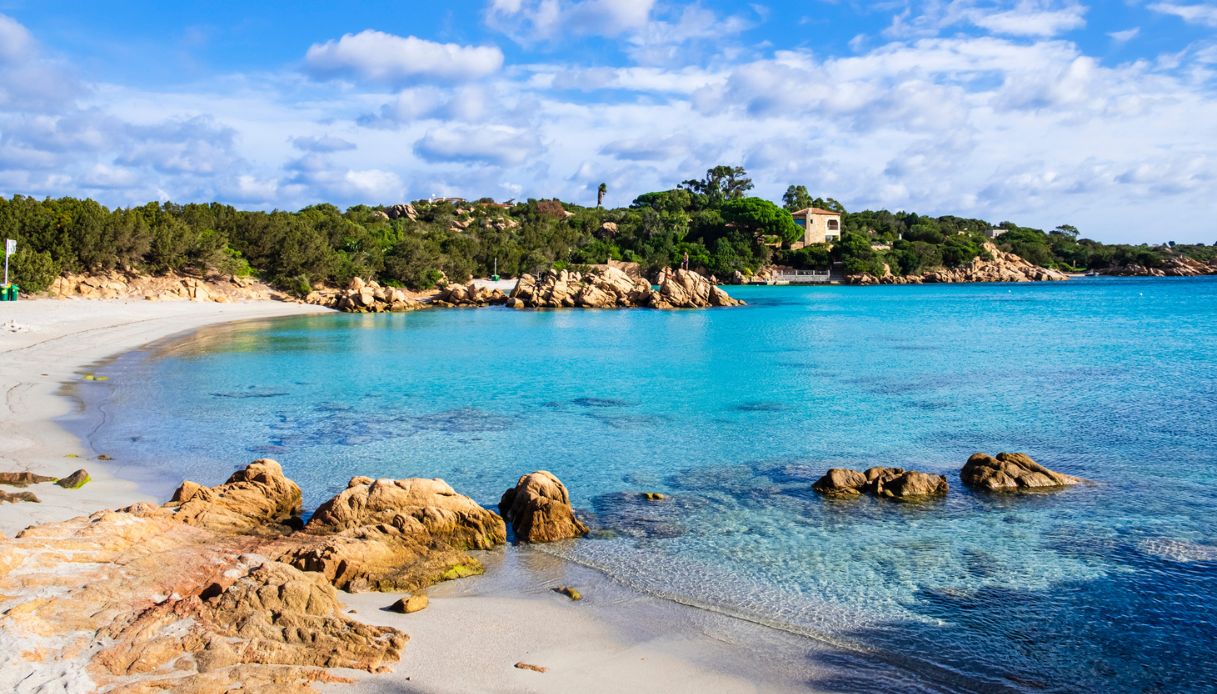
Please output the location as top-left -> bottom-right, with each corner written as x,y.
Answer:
1,1 -> 1215,242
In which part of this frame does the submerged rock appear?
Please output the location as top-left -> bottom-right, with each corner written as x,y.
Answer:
960,452 -> 1084,492
499,471 -> 589,543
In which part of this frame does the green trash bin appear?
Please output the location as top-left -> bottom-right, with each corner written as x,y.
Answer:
0,285 -> 8,302
9,285 -> 17,301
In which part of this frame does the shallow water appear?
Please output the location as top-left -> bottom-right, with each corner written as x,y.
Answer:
85,278 -> 1217,692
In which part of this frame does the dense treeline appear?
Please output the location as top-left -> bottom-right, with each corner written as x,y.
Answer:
1,166 -> 1211,293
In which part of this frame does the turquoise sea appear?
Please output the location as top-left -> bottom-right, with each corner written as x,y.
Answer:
83,278 -> 1217,692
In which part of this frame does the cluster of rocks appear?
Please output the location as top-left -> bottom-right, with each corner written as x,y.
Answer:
0,468 -> 91,503
1098,254 -> 1217,277
813,452 -> 1084,502
432,281 -> 509,307
509,266 -> 741,309
849,243 -> 1070,285
304,277 -> 425,313
0,459 -> 589,690
813,467 -> 949,500
45,271 -> 285,302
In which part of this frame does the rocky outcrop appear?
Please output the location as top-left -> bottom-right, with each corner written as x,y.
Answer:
0,489 -> 39,504
813,466 -> 949,501
850,243 -> 1070,285
46,271 -> 286,302
282,476 -> 506,592
383,203 -> 418,221
499,471 -> 589,542
432,281 -> 509,307
167,458 -> 303,533
304,277 -> 425,313
961,452 -> 1084,492
654,267 -> 743,308
0,506 -> 405,692
1098,254 -> 1217,277
0,471 -> 56,487
0,460 -> 535,690
510,266 -> 741,309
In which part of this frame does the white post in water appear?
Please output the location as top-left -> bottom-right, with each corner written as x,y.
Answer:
3,239 -> 14,286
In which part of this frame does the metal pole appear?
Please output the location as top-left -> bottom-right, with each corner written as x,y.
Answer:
3,247 -> 9,287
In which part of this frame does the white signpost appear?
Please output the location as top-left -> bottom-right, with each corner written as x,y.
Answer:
4,239 -> 15,286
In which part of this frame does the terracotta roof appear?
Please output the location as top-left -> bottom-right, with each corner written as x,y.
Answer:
791,207 -> 841,216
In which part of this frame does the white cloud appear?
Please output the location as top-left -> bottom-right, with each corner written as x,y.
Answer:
970,2 -> 1087,37
488,0 -> 656,40
887,1 -> 1087,39
0,13 -> 34,63
305,30 -> 504,84
1148,2 -> 1217,27
414,125 -> 540,166
291,135 -> 357,152
1108,28 -> 1140,43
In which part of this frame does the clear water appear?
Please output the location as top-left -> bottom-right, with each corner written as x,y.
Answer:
85,278 -> 1217,693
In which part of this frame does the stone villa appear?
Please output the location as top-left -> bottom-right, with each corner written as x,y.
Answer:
790,208 -> 843,248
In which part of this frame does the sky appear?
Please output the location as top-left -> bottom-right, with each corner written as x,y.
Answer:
0,1 -> 1215,243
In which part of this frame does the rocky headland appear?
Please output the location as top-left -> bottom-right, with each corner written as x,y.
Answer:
0,459 -> 589,691
849,242 -> 1070,285
1097,254 -> 1217,277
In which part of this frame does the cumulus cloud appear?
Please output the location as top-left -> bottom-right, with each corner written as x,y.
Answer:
414,125 -> 540,166
1148,3 -> 1217,27
305,30 -> 504,84
0,13 -> 35,63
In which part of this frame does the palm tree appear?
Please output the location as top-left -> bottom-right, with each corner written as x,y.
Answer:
597,182 -> 607,208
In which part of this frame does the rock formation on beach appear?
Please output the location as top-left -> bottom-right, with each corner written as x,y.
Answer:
499,471 -> 589,542
46,271 -> 287,303
432,280 -> 509,307
960,452 -> 1084,491
509,266 -> 741,309
304,277 -> 425,313
0,460 -> 521,691
282,476 -> 506,591
849,242 -> 1070,285
813,466 -> 949,500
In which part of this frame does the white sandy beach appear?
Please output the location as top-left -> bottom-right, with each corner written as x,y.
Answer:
0,298 -> 911,693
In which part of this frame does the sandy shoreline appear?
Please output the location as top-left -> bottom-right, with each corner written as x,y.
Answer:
0,298 -> 922,693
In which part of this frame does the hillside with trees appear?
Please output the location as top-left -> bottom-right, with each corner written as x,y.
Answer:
1,166 -> 1212,293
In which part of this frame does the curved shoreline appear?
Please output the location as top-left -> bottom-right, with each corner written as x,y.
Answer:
2,298 -> 927,693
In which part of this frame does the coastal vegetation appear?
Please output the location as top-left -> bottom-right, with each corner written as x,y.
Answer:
1,166 -> 1212,293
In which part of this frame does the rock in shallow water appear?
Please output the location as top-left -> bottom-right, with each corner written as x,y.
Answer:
499,471 -> 589,543
960,452 -> 1084,492
813,466 -> 948,501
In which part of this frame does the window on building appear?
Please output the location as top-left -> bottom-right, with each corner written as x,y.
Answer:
827,219 -> 840,231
